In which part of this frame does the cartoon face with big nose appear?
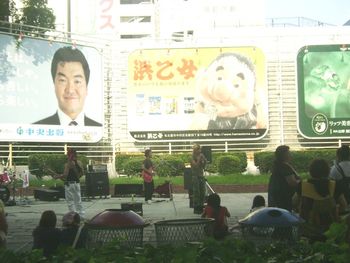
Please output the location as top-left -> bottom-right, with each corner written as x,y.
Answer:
196,53 -> 257,129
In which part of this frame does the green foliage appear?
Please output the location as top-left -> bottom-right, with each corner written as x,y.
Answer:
20,0 -> 56,32
28,154 -> 88,178
123,156 -> 144,177
121,155 -> 186,177
115,153 -> 142,173
217,155 -> 242,175
254,151 -> 274,173
206,152 -> 246,174
1,224 -> 350,262
115,152 -> 247,177
153,155 -> 185,177
254,149 -> 338,174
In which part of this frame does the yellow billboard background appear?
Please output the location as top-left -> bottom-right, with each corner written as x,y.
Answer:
128,47 -> 268,140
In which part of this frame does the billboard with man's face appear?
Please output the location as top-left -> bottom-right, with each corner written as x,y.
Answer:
297,44 -> 350,138
128,47 -> 269,141
0,33 -> 104,142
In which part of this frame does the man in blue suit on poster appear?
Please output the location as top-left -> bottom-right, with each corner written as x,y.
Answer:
34,46 -> 102,127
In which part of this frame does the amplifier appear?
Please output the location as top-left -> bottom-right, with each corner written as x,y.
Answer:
85,171 -> 110,198
92,164 -> 108,172
34,189 -> 60,201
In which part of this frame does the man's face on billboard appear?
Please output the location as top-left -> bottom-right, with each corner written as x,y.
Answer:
54,61 -> 87,119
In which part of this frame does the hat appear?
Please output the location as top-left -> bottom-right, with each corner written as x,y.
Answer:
62,211 -> 80,227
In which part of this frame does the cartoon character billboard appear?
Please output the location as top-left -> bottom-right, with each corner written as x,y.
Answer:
128,47 -> 268,141
0,33 -> 104,142
297,44 -> 350,138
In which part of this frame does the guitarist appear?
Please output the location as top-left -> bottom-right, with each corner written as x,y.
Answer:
55,148 -> 85,220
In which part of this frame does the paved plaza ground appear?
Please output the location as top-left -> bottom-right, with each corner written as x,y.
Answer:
4,192 -> 267,252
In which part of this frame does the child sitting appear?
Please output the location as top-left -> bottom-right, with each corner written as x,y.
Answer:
250,195 -> 266,213
202,193 -> 231,239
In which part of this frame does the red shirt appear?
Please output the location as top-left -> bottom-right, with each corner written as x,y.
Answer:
202,206 -> 229,230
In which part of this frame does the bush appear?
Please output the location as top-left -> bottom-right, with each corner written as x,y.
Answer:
1,222 -> 349,262
28,154 -> 88,178
207,152 -> 247,174
254,149 -> 338,174
217,155 -> 242,175
153,155 -> 185,177
115,153 -> 142,173
254,151 -> 274,173
123,157 -> 144,177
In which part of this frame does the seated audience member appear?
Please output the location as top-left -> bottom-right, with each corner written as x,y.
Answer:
296,159 -> 347,241
202,193 -> 231,239
329,145 -> 350,203
60,211 -> 87,249
0,200 -> 8,249
250,195 -> 266,213
33,210 -> 61,257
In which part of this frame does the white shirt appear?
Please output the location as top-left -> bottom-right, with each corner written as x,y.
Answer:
329,160 -> 350,180
57,108 -> 85,126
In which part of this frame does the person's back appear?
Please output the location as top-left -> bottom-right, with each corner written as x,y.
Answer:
32,210 -> 61,258
202,193 -> 230,239
60,211 -> 87,249
0,200 -> 8,249
298,159 -> 342,242
300,180 -> 338,229
329,145 -> 350,203
60,226 -> 87,249
250,195 -> 266,213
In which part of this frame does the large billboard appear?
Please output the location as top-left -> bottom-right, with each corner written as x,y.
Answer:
297,44 -> 350,139
0,34 -> 104,142
128,47 -> 268,141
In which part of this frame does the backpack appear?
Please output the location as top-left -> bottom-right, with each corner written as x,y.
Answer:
335,163 -> 350,203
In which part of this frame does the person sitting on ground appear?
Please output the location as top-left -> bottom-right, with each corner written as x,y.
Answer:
32,210 -> 61,257
250,195 -> 266,213
60,211 -> 87,249
0,199 -> 8,249
295,159 -> 347,241
202,193 -> 231,239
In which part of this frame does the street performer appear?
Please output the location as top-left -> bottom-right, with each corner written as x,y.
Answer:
191,144 -> 207,214
142,149 -> 155,204
55,148 -> 85,219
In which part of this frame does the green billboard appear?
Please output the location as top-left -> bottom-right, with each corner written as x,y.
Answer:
297,44 -> 350,138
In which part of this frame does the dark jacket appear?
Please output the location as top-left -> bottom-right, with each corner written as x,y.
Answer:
33,112 -> 102,127
60,226 -> 87,249
32,226 -> 61,257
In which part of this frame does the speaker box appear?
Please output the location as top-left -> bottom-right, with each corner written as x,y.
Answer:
85,172 -> 110,198
49,186 -> 65,199
34,189 -> 60,201
201,146 -> 212,163
114,184 -> 143,197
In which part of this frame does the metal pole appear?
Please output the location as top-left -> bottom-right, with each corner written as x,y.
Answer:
168,142 -> 172,154
8,143 -> 13,167
67,0 -> 71,39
